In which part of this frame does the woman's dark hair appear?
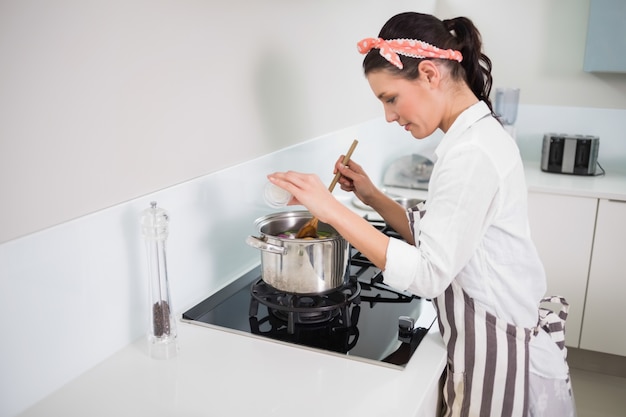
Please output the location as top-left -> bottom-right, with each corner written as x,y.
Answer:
363,12 -> 494,113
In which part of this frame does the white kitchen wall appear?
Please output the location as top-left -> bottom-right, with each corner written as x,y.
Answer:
1,0 -> 625,244
436,0 -> 626,109
0,0 -> 434,244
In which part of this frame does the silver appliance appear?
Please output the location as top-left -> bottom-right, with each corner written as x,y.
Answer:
382,154 -> 433,190
541,133 -> 599,175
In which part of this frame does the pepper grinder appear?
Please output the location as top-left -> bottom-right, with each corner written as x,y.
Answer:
141,201 -> 178,359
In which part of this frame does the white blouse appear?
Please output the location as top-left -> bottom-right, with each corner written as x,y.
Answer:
383,101 -> 568,378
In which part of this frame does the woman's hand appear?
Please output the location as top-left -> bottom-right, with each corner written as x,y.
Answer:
334,158 -> 381,206
335,157 -> 416,244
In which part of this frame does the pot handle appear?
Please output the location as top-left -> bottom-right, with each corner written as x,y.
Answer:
245,235 -> 287,255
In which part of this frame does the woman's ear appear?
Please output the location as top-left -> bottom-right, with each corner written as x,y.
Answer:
418,60 -> 441,86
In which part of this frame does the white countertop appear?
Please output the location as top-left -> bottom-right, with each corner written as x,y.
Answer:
524,160 -> 626,201
18,309 -> 447,417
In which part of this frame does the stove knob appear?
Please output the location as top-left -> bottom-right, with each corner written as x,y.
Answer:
398,316 -> 415,343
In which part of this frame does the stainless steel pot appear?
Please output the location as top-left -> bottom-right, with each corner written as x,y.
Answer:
245,211 -> 349,294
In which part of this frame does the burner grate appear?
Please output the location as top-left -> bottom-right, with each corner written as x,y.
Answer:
249,279 -> 361,334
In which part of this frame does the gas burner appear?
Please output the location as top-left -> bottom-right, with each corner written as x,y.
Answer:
248,306 -> 361,354
270,303 -> 338,324
249,279 -> 361,334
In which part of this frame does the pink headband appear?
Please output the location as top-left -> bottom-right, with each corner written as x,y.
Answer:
357,37 -> 463,69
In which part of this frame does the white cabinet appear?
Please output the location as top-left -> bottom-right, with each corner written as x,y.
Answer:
580,199 -> 626,356
527,192 -> 597,347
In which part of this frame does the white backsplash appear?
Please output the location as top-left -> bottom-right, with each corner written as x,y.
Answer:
1,104 -> 625,416
516,105 -> 626,173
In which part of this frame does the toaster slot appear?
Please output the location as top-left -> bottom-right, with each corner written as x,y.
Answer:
574,139 -> 592,174
547,137 -> 565,171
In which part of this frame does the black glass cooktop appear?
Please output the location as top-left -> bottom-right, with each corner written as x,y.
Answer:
181,219 -> 436,369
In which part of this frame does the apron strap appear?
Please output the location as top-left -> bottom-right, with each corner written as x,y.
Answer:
536,295 -> 574,396
407,201 -> 426,243
535,295 -> 569,353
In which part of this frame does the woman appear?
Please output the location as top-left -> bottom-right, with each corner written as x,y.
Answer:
268,12 -> 576,417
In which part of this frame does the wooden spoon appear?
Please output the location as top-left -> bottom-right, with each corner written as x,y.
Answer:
295,139 -> 359,239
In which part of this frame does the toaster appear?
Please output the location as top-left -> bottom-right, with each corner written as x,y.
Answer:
540,133 -> 599,175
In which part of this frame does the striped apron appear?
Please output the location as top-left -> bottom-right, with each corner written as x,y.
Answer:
434,280 -> 531,417
433,284 -> 573,417
408,206 -> 573,417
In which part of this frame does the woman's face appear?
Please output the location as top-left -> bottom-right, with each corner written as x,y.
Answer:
366,68 -> 442,139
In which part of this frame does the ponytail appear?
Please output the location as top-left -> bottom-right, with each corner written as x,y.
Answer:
443,17 -> 495,114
